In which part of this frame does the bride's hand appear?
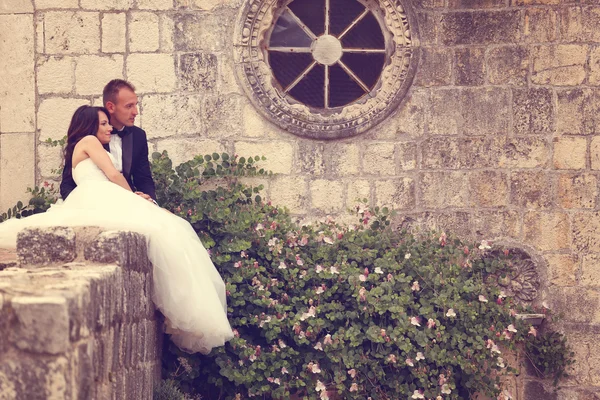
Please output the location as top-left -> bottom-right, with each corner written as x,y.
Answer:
135,191 -> 154,203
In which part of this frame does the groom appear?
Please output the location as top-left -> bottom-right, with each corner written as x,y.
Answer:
60,79 -> 157,202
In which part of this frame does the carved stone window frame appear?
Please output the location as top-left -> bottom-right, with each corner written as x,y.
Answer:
233,0 -> 420,140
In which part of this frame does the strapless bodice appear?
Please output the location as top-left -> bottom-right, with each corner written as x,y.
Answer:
72,153 -> 115,185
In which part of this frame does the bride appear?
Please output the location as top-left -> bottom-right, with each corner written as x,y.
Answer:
0,105 -> 233,354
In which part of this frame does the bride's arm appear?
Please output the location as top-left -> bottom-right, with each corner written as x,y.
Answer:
76,136 -> 133,192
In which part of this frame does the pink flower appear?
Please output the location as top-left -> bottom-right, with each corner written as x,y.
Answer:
439,232 -> 447,247
387,273 -> 393,282
479,240 -> 491,250
309,362 -> 321,373
314,342 -> 323,351
405,253 -> 411,260
441,384 -> 451,394
479,295 -> 488,303
438,374 -> 447,386
359,274 -> 367,282
315,380 -> 326,392
359,287 -> 367,302
507,324 -> 517,333
446,309 -> 456,317
427,318 -> 436,329
412,390 -> 425,399
300,306 -> 316,321
323,236 -> 334,244
528,326 -> 537,337
388,354 -> 398,364
330,266 -> 339,274
374,267 -> 383,274
411,281 -> 420,291
281,367 -> 289,374
234,261 -> 242,268
350,383 -> 358,392
347,369 -> 356,378
315,264 -> 324,273
278,339 -> 287,348
323,334 -> 333,345
255,223 -> 264,231
415,352 -> 425,361
316,286 -> 325,295
295,255 -> 304,266
410,316 -> 421,326
278,261 -> 287,269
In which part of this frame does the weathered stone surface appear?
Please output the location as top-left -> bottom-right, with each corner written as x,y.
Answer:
37,56 -> 73,95
35,0 -> 78,8
175,0 -> 230,10
524,8 -> 557,43
396,142 -> 417,171
323,143 -> 360,176
84,231 -> 150,273
468,171 -> 508,207
557,89 -> 600,136
0,133 -> 35,212
510,172 -> 553,209
524,212 -> 570,251
204,94 -> 244,138
524,381 -> 557,400
549,288 -> 600,323
234,141 -> 293,174
545,253 -> 578,287
414,47 -> 452,87
472,210 -> 520,240
363,143 -> 396,175
347,180 -> 370,207
591,47 -> 600,86
440,11 -> 521,45
558,173 -> 597,209
426,89 -> 460,135
420,172 -> 469,208
80,0 -> 133,9
0,0 -> 33,12
159,14 -> 175,52
572,212 -> 600,252
455,47 -> 485,86
156,138 -> 226,167
582,253 -> 600,287
138,0 -> 173,9
37,142 -> 63,179
560,6 -> 600,43
415,12 -> 439,46
38,97 -> 89,141
499,137 -> 548,168
592,137 -> 600,170
44,12 -> 100,54
126,53 -> 176,93
487,46 -> 529,86
141,94 -> 203,138
17,227 -> 76,265
101,13 -> 126,53
0,15 -> 35,133
241,103 -> 281,139
375,178 -> 415,209
437,212 -> 471,238
129,12 -> 160,52
297,142 -> 324,176
553,136 -> 587,170
178,52 -> 217,91
532,45 -> 587,86
511,0 -> 559,4
448,0 -> 504,8
75,55 -> 124,95
513,88 -> 553,135
310,180 -> 344,213
10,296 -> 69,354
174,13 -> 231,52
269,176 -> 308,214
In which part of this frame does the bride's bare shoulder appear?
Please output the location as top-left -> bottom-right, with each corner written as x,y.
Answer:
76,136 -> 102,146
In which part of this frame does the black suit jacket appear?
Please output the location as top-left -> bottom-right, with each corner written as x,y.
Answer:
60,126 -> 156,201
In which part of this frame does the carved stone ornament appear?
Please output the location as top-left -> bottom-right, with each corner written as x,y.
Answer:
488,248 -> 541,304
233,0 -> 420,139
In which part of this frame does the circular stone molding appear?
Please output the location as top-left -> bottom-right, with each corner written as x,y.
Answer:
234,0 -> 420,140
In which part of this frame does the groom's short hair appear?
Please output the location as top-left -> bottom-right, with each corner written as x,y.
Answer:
103,79 -> 136,106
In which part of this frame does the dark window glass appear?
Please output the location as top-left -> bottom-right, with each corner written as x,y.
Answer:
289,64 -> 325,108
288,0 -> 325,37
341,12 -> 384,49
270,52 -> 314,90
329,0 -> 365,36
269,10 -> 314,47
328,64 -> 366,108
341,52 -> 385,89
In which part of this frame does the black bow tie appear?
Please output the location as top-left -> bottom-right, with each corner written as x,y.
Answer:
111,128 -> 127,138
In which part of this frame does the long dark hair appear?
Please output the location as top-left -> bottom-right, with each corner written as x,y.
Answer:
64,105 -> 110,167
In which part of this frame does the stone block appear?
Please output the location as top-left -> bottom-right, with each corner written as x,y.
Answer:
448,0 -> 504,7
461,87 -> 509,135
375,178 -> 415,210
549,288 -> 600,324
16,227 -> 76,265
242,103 -> 281,139
455,47 -> 485,86
486,46 -> 529,86
0,15 -> 35,132
511,0 -> 559,4
591,46 -> 600,86
396,142 -> 417,171
129,12 -> 160,52
347,180 -> 370,207
10,296 -> 69,354
469,171 -> 508,207
141,94 -> 203,139
437,212 -> 471,238
101,13 -> 126,53
0,133 -> 35,211
324,143 -> 360,176
572,211 -> 600,252
415,12 -> 439,46
0,0 -> 33,12
137,0 -> 173,9
75,55 -> 124,95
178,52 -> 217,92
440,11 -> 520,45
80,0 -> 133,9
545,253 -> 578,287
592,137 -> 600,170
513,88 -> 553,135
499,137 -> 548,168
174,13 -> 230,52
37,56 -> 74,95
387,89 -> 426,138
524,212 -> 570,252
44,11 -> 100,54
38,97 -> 88,141
269,176 -> 308,214
472,210 -> 520,240
532,45 -> 587,86
126,53 -> 176,93
310,180 -> 344,213
203,94 -> 244,138
524,381 -> 558,400
425,89 -> 460,135
420,172 -> 469,208
160,14 -> 175,52
297,142 -> 325,176
510,171 -> 553,209
85,231 -> 150,273
524,8 -> 557,43
175,0 -> 230,10
557,89 -> 600,136
553,136 -> 587,170
558,173 -> 597,209
414,47 -> 452,87
233,141 -> 293,174
582,253 -> 600,287
37,142 -> 64,179
560,6 -> 600,43
156,138 -> 226,167
363,143 -> 396,175
35,0 -> 77,8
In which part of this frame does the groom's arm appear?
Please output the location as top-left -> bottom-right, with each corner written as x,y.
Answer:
59,162 -> 77,200
131,130 -> 156,201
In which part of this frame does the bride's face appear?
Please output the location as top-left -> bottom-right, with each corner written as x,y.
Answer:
96,111 -> 113,145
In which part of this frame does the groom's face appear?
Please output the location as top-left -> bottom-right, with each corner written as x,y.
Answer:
109,88 -> 139,130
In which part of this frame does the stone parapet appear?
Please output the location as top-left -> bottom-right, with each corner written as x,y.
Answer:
0,227 -> 162,400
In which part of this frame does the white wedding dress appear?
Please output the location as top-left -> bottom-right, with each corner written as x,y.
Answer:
0,153 -> 233,354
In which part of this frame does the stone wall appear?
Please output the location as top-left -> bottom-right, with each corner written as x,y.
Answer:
0,227 -> 162,399
1,0 -> 600,398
